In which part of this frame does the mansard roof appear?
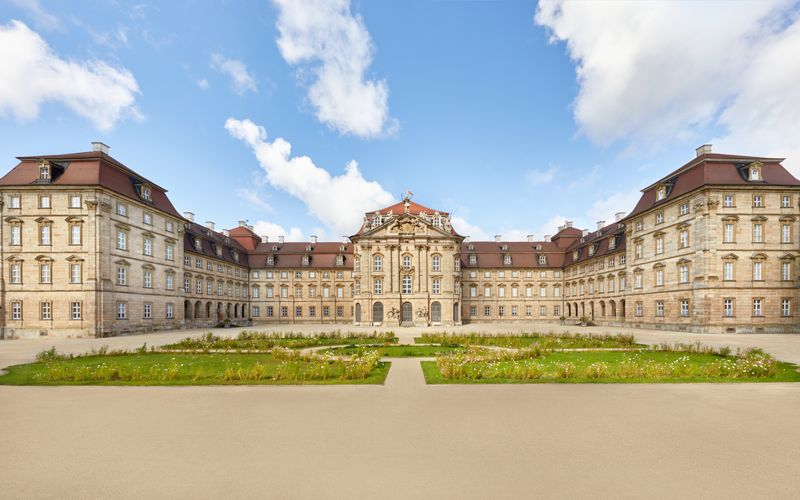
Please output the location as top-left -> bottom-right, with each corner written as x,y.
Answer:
566,221 -> 626,266
460,240 -> 567,268
627,153 -> 800,219
249,241 -> 353,269
371,200 -> 449,216
2,150 -> 181,218
184,222 -> 250,267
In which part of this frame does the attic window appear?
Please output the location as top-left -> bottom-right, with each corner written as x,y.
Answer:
232,251 -> 239,262
302,255 -> 310,266
749,165 -> 761,181
573,251 -> 579,260
588,245 -> 595,256
501,244 -> 508,251
272,245 -> 278,251
538,255 -> 547,265
468,244 -> 474,251
141,185 -> 152,201
656,186 -> 666,201
535,245 -> 542,251
267,255 -> 274,265
609,237 -> 616,250
503,254 -> 512,265
469,255 -> 477,265
215,245 -> 222,257
336,255 -> 344,266
194,238 -> 201,251
339,245 -> 346,251
305,245 -> 312,252
39,164 -> 51,181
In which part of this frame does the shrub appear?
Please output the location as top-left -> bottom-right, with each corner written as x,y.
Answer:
584,362 -> 609,379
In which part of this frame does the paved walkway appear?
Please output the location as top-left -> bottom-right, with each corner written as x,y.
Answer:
1,323 -> 800,499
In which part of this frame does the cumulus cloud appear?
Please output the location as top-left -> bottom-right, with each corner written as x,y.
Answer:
272,0 -> 393,138
450,216 -> 489,240
0,20 -> 141,131
252,220 -> 305,242
210,53 -> 257,94
535,0 -> 800,172
225,117 -> 395,236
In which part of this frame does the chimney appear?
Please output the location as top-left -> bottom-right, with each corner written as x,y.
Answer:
494,235 -> 501,242
183,211 -> 195,222
247,224 -> 254,231
582,229 -> 589,237
544,234 -> 551,241
615,211 -> 625,222
464,236 -> 471,243
279,235 -> 285,244
222,229 -> 230,237
557,225 -> 565,232
311,235 -> 318,244
695,144 -> 712,157
238,220 -> 247,227
527,235 -> 534,242
205,221 -> 215,230
565,220 -> 573,228
262,235 -> 269,242
596,220 -> 605,230
91,141 -> 110,154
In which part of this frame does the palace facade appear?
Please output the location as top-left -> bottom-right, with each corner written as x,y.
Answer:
1,143 -> 798,338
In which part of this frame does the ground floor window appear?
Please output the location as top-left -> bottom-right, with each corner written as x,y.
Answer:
252,306 -> 260,317
525,305 -> 532,316
498,306 -> 505,317
166,303 -> 174,319
143,303 -> 152,319
71,302 -> 82,320
117,302 -> 127,320
323,306 -> 330,317
11,301 -> 22,320
484,306 -> 491,317
280,306 -> 288,317
309,306 -> 316,317
680,299 -> 689,317
295,306 -> 302,317
267,306 -> 274,317
539,305 -> 546,316
781,298 -> 791,317
753,298 -> 763,317
554,305 -> 560,316
635,302 -> 643,317
470,306 -> 477,317
655,301 -> 664,317
41,302 -> 52,320
337,306 -> 344,317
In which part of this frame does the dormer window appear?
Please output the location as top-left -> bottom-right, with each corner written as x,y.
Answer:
39,164 -> 51,181
468,244 -> 474,251
272,245 -> 278,251
302,255 -> 310,266
573,251 -> 579,260
609,237 -> 616,250
535,245 -> 542,251
336,255 -> 344,266
656,186 -> 666,201
503,254 -> 512,265
215,245 -> 222,257
501,244 -> 508,251
267,255 -> 274,265
749,165 -> 761,181
538,255 -> 547,265
588,245 -> 595,256
339,245 -> 346,251
305,245 -> 312,252
194,238 -> 201,251
232,251 -> 239,263
141,185 -> 152,201
469,255 -> 477,265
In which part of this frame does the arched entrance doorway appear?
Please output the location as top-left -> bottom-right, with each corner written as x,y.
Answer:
401,302 -> 413,324
431,301 -> 441,323
355,303 -> 361,323
372,302 -> 383,324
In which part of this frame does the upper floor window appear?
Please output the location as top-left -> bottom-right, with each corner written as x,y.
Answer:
432,255 -> 440,272
403,254 -> 412,270
749,165 -> 761,181
39,195 -> 50,208
782,195 -> 792,208
656,187 -> 666,201
166,221 -> 174,232
117,203 -> 127,217
39,164 -> 50,180
373,255 -> 383,272
679,203 -> 689,216
655,212 -> 664,224
753,195 -> 764,208
69,194 -> 81,208
503,254 -> 512,265
143,212 -> 153,225
635,220 -> 643,232
402,275 -> 412,294
141,186 -> 152,201
9,194 -> 20,208
723,195 -> 734,208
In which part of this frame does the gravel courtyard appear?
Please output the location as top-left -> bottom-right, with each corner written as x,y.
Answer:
2,322 -> 799,499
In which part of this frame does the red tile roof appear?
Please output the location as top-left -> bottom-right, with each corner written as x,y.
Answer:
0,151 -> 181,218
371,200 -> 449,216
249,241 -> 353,269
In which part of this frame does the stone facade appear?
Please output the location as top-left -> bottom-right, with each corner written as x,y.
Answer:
0,144 -> 797,338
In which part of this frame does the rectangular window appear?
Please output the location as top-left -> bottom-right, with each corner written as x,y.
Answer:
70,224 -> 81,245
10,225 -> 21,245
655,212 -> 664,224
753,298 -> 763,317
143,212 -> 152,225
753,261 -> 762,281
635,242 -> 643,259
10,263 -> 21,284
680,203 -> 689,215
432,279 -> 441,294
484,286 -> 491,297
280,306 -> 288,318
753,223 -> 763,243
267,306 -> 274,317
40,224 -> 51,245
117,231 -> 127,250
143,303 -> 152,319
117,302 -> 127,320
166,303 -> 174,319
70,301 -> 81,320
252,306 -> 260,317
539,286 -> 547,297
322,306 -> 330,317
498,287 -> 506,298
336,306 -> 344,317
753,195 -> 763,208
166,273 -> 174,290
117,203 -> 127,216
723,299 -> 734,317
484,306 -> 491,317
166,245 -> 174,261
374,279 -> 382,295
70,263 -> 82,284
295,306 -> 302,318
498,306 -> 505,317
9,195 -> 20,208
655,238 -> 664,255
144,270 -> 152,288
309,306 -> 316,318
41,302 -> 52,320
723,195 -> 734,207
724,261 -> 734,281
655,269 -> 663,286
635,302 -> 643,317
679,230 -> 689,249
117,267 -> 127,286
11,301 -> 22,320
39,195 -> 51,208
539,305 -> 546,316
782,195 -> 792,208
680,299 -> 689,317
679,264 -> 689,284
724,223 -> 735,243
635,273 -> 643,289
143,238 -> 152,256
40,262 -> 51,283
782,262 -> 791,281
470,306 -> 477,317
782,224 -> 792,244
655,301 -> 664,317
402,276 -> 412,294
781,298 -> 791,317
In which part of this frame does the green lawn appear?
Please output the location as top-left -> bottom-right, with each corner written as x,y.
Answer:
414,333 -> 640,349
422,350 -> 800,384
320,344 -> 465,357
0,352 -> 390,386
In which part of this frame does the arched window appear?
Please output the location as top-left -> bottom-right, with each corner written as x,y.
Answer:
431,301 -> 441,322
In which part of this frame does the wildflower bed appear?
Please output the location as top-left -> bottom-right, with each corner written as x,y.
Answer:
422,344 -> 800,384
319,345 -> 466,357
162,330 -> 397,352
415,332 -> 639,349
0,345 -> 389,386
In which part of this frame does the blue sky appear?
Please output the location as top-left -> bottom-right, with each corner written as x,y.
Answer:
1,0 -> 799,241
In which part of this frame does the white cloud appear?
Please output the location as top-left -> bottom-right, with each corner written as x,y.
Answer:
535,0 -> 800,172
237,188 -> 273,213
525,166 -> 557,187
210,53 -> 257,94
0,20 -> 141,131
252,220 -> 305,242
8,0 -> 60,32
272,0 -> 393,138
585,191 -> 640,228
451,216 -> 489,240
225,118 -> 395,236
197,78 -> 209,89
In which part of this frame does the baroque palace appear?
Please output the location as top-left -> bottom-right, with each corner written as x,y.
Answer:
0,143 -> 798,338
